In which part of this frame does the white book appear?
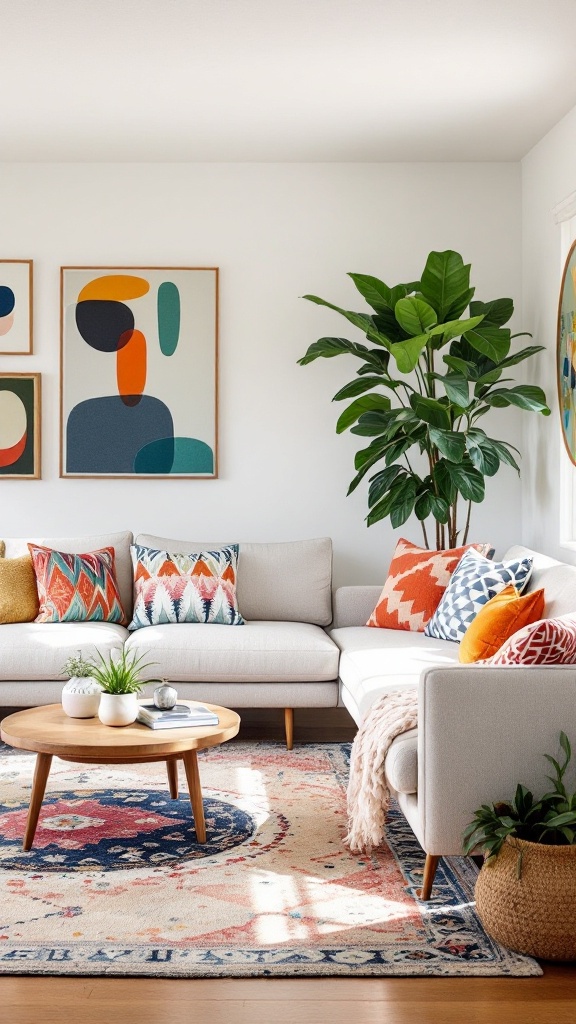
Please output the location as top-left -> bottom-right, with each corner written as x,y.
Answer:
136,709 -> 219,730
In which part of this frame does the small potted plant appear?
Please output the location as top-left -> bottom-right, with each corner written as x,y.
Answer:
90,649 -> 156,727
61,651 -> 102,719
464,732 -> 576,960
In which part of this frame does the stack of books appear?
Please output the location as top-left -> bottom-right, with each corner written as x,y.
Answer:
137,702 -> 219,730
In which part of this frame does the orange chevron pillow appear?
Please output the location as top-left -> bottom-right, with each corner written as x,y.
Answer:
367,538 -> 494,632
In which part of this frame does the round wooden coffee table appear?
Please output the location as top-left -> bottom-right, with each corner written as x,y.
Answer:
0,701 -> 240,851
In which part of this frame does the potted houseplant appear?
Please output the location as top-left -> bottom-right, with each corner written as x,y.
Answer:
464,732 -> 576,960
90,649 -> 156,727
61,651 -> 102,719
298,250 -> 550,549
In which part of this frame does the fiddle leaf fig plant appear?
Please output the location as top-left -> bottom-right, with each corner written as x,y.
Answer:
298,250 -> 550,549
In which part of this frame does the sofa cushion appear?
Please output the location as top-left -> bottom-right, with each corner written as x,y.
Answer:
504,544 -> 576,618
330,625 -> 460,720
0,622 -> 128,681
2,531 -> 133,618
125,620 -> 339,683
136,534 -> 333,626
384,727 -> 418,795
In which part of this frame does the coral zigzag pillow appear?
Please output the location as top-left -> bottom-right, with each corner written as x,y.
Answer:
129,544 -> 244,629
29,544 -> 126,624
367,538 -> 494,632
488,615 -> 576,665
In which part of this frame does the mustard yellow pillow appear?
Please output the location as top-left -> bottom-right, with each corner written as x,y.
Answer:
459,585 -> 545,664
0,554 -> 40,624
0,542 -> 5,557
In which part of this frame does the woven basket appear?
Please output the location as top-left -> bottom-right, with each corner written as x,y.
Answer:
475,837 -> 576,961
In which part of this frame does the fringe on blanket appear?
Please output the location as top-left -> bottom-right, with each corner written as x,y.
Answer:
344,689 -> 418,854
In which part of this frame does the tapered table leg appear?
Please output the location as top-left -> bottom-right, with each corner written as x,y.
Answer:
166,758 -> 179,799
182,749 -> 206,843
23,752 -> 53,851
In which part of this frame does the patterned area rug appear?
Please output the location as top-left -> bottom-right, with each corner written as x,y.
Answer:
0,741 -> 540,977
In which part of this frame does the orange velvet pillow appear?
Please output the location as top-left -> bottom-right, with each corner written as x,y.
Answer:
458,585 -> 546,664
366,537 -> 494,632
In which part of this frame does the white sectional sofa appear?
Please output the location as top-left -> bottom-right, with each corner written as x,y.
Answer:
329,544 -> 576,897
0,531 -> 339,748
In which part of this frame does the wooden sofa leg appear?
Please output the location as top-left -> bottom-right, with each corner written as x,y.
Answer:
284,708 -> 294,750
420,854 -> 440,900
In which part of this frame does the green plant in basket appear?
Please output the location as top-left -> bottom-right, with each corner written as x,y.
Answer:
61,651 -> 95,678
463,732 -> 576,877
89,649 -> 156,695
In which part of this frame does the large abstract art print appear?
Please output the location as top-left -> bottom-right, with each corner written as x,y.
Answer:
60,266 -> 218,478
558,239 -> 576,464
0,373 -> 41,478
0,260 -> 33,355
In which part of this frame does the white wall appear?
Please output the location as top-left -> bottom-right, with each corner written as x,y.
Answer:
522,105 -> 576,562
0,162 -> 522,585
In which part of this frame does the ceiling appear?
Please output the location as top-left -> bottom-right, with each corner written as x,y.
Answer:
3,0 -> 576,162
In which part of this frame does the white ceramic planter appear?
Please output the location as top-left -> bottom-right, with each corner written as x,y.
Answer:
98,692 -> 139,727
62,676 -> 103,718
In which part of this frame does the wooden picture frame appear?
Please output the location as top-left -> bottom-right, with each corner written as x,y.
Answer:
0,260 -> 33,355
60,266 -> 219,479
0,372 -> 41,478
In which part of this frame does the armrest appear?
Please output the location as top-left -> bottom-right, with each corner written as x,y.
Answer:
330,586 -> 382,628
417,664 -> 576,855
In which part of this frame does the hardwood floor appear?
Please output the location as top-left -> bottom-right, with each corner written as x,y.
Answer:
1,706 -> 575,1023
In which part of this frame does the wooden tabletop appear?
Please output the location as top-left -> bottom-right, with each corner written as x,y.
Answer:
0,701 -> 240,759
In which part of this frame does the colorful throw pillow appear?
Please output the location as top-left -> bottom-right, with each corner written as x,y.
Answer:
488,615 -> 576,665
129,544 -> 244,629
459,585 -> 545,664
29,544 -> 126,624
0,555 -> 40,624
424,548 -> 533,643
366,537 -> 494,632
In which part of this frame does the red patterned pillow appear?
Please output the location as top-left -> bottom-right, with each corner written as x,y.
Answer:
367,537 -> 494,632
29,543 -> 127,624
488,615 -> 576,665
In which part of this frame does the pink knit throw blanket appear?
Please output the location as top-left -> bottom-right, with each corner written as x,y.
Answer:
344,689 -> 418,853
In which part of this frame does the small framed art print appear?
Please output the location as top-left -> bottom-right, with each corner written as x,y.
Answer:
0,260 -> 33,354
0,373 -> 41,478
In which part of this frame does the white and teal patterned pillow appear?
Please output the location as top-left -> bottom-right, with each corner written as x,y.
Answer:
424,548 -> 533,643
129,544 -> 244,630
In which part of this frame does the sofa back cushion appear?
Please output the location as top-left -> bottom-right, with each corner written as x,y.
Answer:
2,531 -> 134,617
135,534 -> 333,625
504,545 -> 576,618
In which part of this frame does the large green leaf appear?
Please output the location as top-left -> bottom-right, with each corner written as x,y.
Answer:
351,410 -> 397,436
302,295 -> 392,348
368,464 -> 406,506
414,491 -> 432,521
390,478 -> 418,528
410,394 -> 451,430
444,286 -> 476,321
348,273 -> 393,313
297,336 -> 372,365
429,494 -> 450,524
394,297 -> 437,336
420,250 -> 472,321
486,385 -> 551,415
428,314 -> 484,346
433,459 -> 457,503
336,394 -> 391,433
432,372 -> 470,407
332,377 -> 391,401
445,460 -> 485,502
389,333 -> 429,373
469,298 -> 514,327
464,324 -> 511,363
465,434 -> 500,476
384,436 -> 415,466
495,345 -> 545,370
443,354 -> 476,376
429,427 -> 466,463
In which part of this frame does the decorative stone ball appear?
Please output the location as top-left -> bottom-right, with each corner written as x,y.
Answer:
62,676 -> 103,718
153,683 -> 178,710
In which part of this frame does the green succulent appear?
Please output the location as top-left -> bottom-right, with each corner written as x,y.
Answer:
61,651 -> 95,678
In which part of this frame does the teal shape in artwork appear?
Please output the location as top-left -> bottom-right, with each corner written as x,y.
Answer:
157,282 -> 180,356
134,436 -> 214,475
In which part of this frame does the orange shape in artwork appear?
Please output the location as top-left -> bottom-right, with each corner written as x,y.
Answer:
117,330 -> 147,399
78,275 -> 150,302
0,430 -> 27,467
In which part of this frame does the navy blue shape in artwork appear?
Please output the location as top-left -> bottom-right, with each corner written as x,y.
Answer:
75,300 -> 135,352
66,394 -> 174,473
0,286 -> 15,317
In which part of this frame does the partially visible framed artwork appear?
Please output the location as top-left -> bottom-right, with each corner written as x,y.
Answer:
60,266 -> 218,478
0,260 -> 33,354
558,239 -> 576,464
0,373 -> 41,478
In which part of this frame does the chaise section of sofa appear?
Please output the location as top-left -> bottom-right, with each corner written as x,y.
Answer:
0,531 -> 340,748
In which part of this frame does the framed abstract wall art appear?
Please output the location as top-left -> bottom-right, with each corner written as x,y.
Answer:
558,239 -> 576,465
0,260 -> 33,354
0,373 -> 41,478
60,266 -> 218,478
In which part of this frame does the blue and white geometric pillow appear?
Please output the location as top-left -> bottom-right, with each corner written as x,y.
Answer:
424,548 -> 533,643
